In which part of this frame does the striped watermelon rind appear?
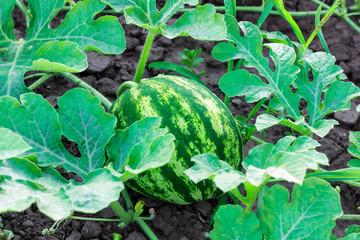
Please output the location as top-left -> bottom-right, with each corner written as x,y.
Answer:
110,75 -> 242,204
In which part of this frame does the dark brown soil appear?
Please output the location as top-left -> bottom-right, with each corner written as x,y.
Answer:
2,1 -> 360,239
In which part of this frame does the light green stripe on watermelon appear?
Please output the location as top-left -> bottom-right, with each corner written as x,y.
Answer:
110,75 -> 242,204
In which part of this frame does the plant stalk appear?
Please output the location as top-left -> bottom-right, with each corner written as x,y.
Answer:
116,81 -> 137,98
58,72 -> 112,110
338,214 -> 360,221
245,177 -> 269,213
24,73 -> 47,80
110,201 -> 132,223
133,31 -> 156,83
121,187 -> 135,210
296,0 -> 343,61
15,0 -> 31,28
248,135 -> 267,145
70,216 -> 125,222
135,219 -> 159,240
28,73 -> 55,90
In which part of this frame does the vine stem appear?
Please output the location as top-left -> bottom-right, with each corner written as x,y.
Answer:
70,216 -> 125,222
135,219 -> 159,240
121,187 -> 135,210
110,201 -> 132,223
110,201 -> 158,240
133,31 -> 156,84
245,176 -> 270,213
116,81 -> 137,98
248,135 -> 267,145
28,73 -> 55,90
338,214 -> 360,221
58,72 -> 112,110
24,73 -> 47,80
15,0 -> 31,28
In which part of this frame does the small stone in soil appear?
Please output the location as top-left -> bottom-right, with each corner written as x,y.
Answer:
334,101 -> 360,126
127,231 -> 147,240
86,52 -> 112,73
81,221 -> 102,238
94,77 -> 119,96
66,230 -> 81,240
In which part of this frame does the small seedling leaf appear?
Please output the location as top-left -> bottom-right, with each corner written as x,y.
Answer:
258,178 -> 342,239
185,153 -> 246,193
106,117 -> 175,182
210,205 -> 262,240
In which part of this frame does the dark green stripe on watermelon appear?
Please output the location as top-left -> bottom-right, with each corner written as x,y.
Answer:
110,75 -> 242,204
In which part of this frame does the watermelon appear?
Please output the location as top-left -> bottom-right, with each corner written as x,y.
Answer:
110,75 -> 242,204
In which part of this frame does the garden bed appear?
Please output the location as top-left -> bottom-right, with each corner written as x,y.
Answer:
1,0 -> 360,239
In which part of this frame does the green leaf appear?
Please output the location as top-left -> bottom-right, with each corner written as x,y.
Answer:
118,0 -> 195,31
260,30 -> 293,46
255,114 -> 337,138
0,88 -> 117,179
148,61 -> 206,87
214,16 -> 360,136
64,169 -> 124,213
213,16 -> 301,120
271,0 -> 305,44
346,225 -> 360,236
258,178 -> 342,240
257,0 -> 274,28
0,128 -> 31,159
0,158 -> 123,220
0,0 -> 15,43
162,4 -> 226,40
117,1 -> 225,40
0,0 -> 125,98
341,233 -> 360,240
185,153 -> 246,193
103,0 -> 199,13
210,205 -> 262,240
243,136 -> 328,185
106,117 -> 175,182
57,89 -> 117,177
348,132 -> 360,160
306,168 -> 360,181
295,53 -> 360,130
348,159 -> 360,168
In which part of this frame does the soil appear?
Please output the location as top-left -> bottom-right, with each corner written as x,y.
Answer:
2,0 -> 360,239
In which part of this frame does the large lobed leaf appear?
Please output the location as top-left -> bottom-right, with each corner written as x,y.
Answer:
213,16 -> 301,119
0,157 -> 123,220
0,90 -> 175,219
0,0 -> 125,98
104,0 -> 226,40
258,178 -> 342,240
243,136 -> 328,186
210,205 -> 262,240
185,153 -> 246,193
212,15 -> 360,137
0,88 -> 116,178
